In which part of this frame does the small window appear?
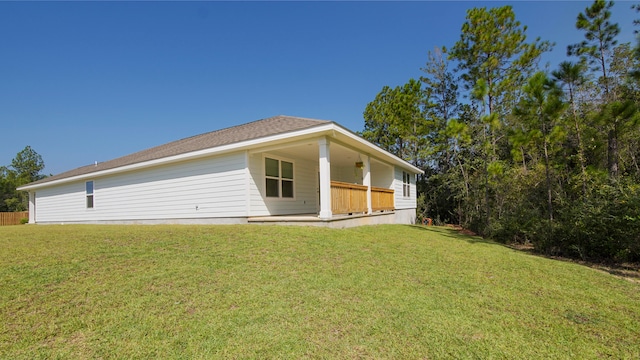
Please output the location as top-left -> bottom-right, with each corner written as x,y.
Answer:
265,157 -> 294,198
86,181 -> 94,208
402,172 -> 411,198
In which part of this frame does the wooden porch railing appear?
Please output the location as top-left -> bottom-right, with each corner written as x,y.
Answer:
330,181 -> 394,215
371,186 -> 394,212
331,181 -> 367,214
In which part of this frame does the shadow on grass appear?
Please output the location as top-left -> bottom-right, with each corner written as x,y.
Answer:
406,225 -> 640,282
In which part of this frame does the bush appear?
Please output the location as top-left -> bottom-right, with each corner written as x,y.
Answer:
554,181 -> 640,262
19,217 -> 28,225
486,170 -> 640,263
489,166 -> 548,244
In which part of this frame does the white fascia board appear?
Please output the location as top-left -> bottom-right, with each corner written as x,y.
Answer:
330,125 -> 424,174
18,123 -> 337,191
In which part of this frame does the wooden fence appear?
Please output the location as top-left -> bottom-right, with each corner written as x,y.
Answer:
0,211 -> 29,226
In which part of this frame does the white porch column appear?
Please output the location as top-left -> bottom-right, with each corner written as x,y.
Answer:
363,155 -> 372,214
318,137 -> 332,219
28,191 -> 35,224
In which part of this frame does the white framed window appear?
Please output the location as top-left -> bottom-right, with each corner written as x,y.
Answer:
86,181 -> 94,208
265,156 -> 294,199
402,171 -> 411,198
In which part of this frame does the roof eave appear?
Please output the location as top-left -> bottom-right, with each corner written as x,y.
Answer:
17,123 -> 335,191
17,122 -> 422,191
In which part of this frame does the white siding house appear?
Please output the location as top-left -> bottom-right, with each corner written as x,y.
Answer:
19,116 -> 423,228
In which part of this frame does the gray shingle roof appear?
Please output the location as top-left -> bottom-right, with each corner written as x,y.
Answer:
27,115 -> 332,187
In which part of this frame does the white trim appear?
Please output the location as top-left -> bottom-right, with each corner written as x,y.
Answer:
85,180 -> 95,210
363,154 -> 372,214
318,137 -> 332,219
315,166 -> 320,214
262,154 -> 296,201
18,122 -> 422,191
29,191 -> 36,224
402,171 -> 411,198
244,150 -> 251,216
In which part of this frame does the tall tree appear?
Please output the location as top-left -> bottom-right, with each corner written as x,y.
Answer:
419,47 -> 466,224
598,99 -> 640,177
448,5 -> 551,232
11,145 -> 46,184
631,4 -> 640,80
514,72 -> 566,224
362,79 -> 428,166
609,43 -> 640,102
0,146 -> 47,211
567,0 -> 620,98
0,166 -> 14,212
552,61 -> 589,196
420,47 -> 461,174
449,6 -> 551,120
567,0 -> 622,177
362,85 -> 399,153
420,47 -> 460,132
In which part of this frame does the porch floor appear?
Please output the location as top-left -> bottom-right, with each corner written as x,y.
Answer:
248,211 -> 396,228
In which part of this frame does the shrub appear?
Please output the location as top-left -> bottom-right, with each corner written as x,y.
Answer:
555,181 -> 640,262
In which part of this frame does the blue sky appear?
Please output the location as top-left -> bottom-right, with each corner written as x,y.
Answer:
1,1 -> 637,175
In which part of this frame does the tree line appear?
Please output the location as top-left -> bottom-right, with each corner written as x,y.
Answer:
0,146 -> 47,212
362,1 -> 640,262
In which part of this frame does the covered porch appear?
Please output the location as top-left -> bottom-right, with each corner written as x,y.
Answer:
247,135 -> 397,220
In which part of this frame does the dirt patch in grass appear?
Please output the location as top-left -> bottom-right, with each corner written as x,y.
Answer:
443,224 -> 478,236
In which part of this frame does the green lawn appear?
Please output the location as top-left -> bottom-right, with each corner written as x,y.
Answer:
1,224 -> 639,359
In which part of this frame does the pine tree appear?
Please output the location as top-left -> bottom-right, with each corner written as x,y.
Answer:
448,5 -> 551,232
552,61 -> 589,196
567,0 -> 622,177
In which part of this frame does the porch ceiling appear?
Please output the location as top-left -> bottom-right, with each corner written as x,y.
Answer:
270,141 -> 373,168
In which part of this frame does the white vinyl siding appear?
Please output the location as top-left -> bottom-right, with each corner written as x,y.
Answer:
330,164 -> 359,184
249,151 -> 317,216
371,161 -> 394,188
34,152 -> 247,223
394,167 -> 416,210
35,182 -> 88,222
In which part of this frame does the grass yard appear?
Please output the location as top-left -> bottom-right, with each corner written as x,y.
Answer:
1,224 -> 639,359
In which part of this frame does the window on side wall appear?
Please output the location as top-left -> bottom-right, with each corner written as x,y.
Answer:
402,171 -> 411,198
86,181 -> 94,208
265,157 -> 294,199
